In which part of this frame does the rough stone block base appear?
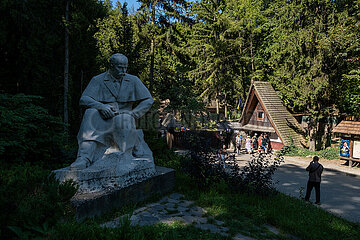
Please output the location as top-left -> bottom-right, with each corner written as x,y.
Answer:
71,166 -> 175,220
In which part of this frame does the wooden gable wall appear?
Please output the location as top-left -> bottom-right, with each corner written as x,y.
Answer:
248,101 -> 272,128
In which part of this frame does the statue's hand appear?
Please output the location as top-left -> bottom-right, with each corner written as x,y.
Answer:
98,104 -> 116,119
118,110 -> 136,119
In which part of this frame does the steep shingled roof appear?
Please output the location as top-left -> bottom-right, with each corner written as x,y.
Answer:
333,121 -> 360,135
241,81 -> 306,147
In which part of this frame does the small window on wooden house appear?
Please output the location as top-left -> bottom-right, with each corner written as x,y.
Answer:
258,111 -> 264,121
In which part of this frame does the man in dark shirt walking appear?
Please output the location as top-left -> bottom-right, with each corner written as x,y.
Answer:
304,156 -> 324,205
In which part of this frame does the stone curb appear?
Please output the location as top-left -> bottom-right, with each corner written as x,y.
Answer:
318,167 -> 360,179
283,158 -> 360,180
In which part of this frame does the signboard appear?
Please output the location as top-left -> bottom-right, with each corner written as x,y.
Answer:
340,139 -> 350,157
353,141 -> 360,159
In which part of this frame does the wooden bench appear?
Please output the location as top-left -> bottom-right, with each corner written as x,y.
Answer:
340,157 -> 360,167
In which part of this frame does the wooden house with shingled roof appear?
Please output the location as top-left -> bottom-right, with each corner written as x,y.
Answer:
333,121 -> 360,166
239,81 -> 306,150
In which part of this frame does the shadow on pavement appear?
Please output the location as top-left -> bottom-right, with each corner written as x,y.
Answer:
274,163 -> 360,222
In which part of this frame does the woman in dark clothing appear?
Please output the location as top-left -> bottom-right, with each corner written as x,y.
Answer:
261,134 -> 268,152
252,135 -> 258,152
265,133 -> 271,153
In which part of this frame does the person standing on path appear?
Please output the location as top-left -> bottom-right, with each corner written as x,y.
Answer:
219,144 -> 228,168
304,156 -> 324,204
257,133 -> 263,152
245,136 -> 252,154
252,134 -> 258,153
261,134 -> 268,153
235,133 -> 243,154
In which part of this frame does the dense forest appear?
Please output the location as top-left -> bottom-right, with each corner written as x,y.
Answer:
1,0 -> 359,150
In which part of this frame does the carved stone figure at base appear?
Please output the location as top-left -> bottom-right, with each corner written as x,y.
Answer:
54,53 -> 156,193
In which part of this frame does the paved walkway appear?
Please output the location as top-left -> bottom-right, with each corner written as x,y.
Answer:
102,193 -> 228,236
274,156 -> 360,223
234,152 -> 360,222
102,193 -> 291,240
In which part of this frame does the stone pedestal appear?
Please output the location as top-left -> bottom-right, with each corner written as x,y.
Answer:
70,166 -> 175,220
54,155 -> 156,193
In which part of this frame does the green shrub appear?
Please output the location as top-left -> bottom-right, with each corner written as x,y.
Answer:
240,153 -> 284,195
280,140 -> 339,160
177,132 -> 283,195
0,163 -> 77,239
50,220 -> 136,240
0,93 -> 75,166
144,130 -> 184,170
143,130 -> 169,157
318,147 -> 339,160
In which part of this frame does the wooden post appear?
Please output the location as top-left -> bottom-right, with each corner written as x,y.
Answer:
349,138 -> 354,167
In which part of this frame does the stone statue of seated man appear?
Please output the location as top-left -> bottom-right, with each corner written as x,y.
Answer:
70,53 -> 154,170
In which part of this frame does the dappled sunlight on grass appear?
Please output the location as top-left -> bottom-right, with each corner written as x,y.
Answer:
205,205 -> 228,218
142,222 -> 229,240
256,194 -> 360,240
54,220 -> 229,240
329,220 -> 357,232
178,182 -> 360,240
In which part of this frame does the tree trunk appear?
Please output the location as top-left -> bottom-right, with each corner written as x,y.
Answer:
80,69 -> 84,93
224,93 -> 227,119
250,34 -> 255,72
64,0 -> 70,133
216,92 -> 220,122
150,39 -> 154,92
318,118 -> 332,150
308,117 -> 317,151
239,38 -> 246,102
149,2 -> 156,92
224,104 -> 228,119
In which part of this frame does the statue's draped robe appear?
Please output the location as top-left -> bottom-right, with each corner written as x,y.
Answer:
77,71 -> 153,163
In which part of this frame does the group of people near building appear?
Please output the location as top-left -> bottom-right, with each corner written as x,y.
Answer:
236,132 -> 272,154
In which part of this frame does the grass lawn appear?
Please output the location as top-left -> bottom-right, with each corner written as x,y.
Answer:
176,173 -> 360,240
51,221 -> 228,240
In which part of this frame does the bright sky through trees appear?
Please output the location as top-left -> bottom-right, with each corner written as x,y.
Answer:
111,0 -> 141,11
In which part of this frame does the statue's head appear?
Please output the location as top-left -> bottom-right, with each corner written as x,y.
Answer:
109,53 -> 128,79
